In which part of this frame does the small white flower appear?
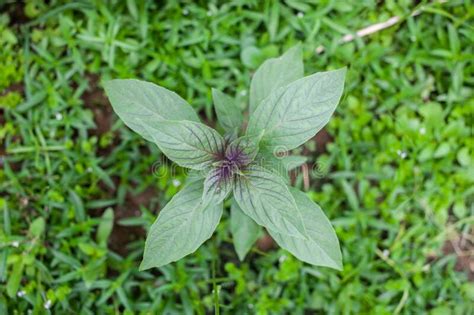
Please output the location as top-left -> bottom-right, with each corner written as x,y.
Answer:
419,127 -> 426,135
17,290 -> 26,297
44,299 -> 52,309
382,249 -> 390,258
183,9 -> 189,16
297,12 -> 304,18
172,179 -> 181,187
397,150 -> 407,159
279,255 -> 287,263
315,46 -> 325,54
55,113 -> 63,120
12,241 -> 20,248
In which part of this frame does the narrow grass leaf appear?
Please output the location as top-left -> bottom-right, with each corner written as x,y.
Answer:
69,190 -> 85,222
96,208 -> 114,247
6,261 -> 24,298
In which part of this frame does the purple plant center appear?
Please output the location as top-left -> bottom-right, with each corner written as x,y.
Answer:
215,143 -> 249,182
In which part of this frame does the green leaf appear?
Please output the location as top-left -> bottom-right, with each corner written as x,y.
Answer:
233,166 -> 306,238
143,120 -> 224,170
6,260 -> 24,298
28,217 -> 45,237
247,68 -> 346,151
434,142 -> 450,158
69,189 -> 85,222
230,199 -> 261,260
255,149 -> 289,182
96,208 -> 114,247
185,170 -> 206,184
226,133 -> 263,166
249,44 -> 304,114
268,188 -> 342,270
212,88 -> 243,133
140,180 -> 223,270
457,147 -> 471,166
202,167 -> 233,206
280,155 -> 307,171
104,79 -> 199,142
255,151 -> 307,177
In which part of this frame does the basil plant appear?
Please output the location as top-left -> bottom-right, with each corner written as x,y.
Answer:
104,44 -> 346,271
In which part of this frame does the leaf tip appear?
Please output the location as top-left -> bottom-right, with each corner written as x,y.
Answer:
139,259 -> 160,271
211,87 -> 221,99
102,79 -> 116,91
333,258 -> 343,271
328,246 -> 343,271
236,252 -> 246,261
338,66 -> 348,76
285,42 -> 303,56
138,260 -> 150,271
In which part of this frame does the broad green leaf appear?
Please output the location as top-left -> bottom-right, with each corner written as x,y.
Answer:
202,167 -> 233,206
254,149 -> 289,182
230,199 -> 261,260
281,155 -> 307,171
140,180 -> 223,270
249,44 -> 304,114
185,170 -> 206,184
104,79 -> 199,142
212,89 -> 243,133
223,129 -> 239,144
247,68 -> 346,151
143,120 -> 224,170
233,166 -> 306,238
256,149 -> 307,177
269,188 -> 342,270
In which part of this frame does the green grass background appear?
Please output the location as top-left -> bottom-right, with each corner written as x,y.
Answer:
0,0 -> 473,314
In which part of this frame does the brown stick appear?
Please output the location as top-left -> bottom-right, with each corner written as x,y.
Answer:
315,1 -> 446,54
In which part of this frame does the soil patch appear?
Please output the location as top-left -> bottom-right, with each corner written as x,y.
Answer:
2,2 -> 29,26
442,232 -> 474,281
82,74 -> 113,136
313,128 -> 333,155
108,187 -> 160,256
257,234 -> 276,252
